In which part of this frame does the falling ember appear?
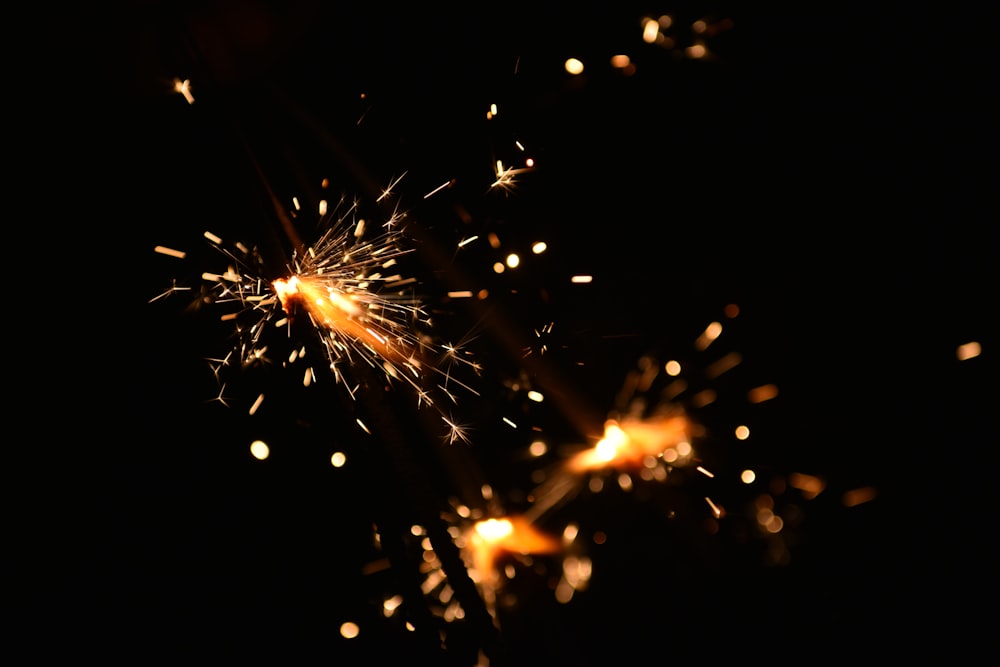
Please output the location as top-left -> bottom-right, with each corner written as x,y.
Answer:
842,486 -> 877,508
705,496 -> 724,518
330,451 -> 347,467
248,393 -> 265,416
339,622 -> 360,639
788,472 -> 826,499
570,275 -> 593,284
705,352 -> 742,379
642,19 -> 659,43
153,245 -> 186,259
694,321 -> 723,351
249,440 -> 270,460
748,384 -> 779,403
685,43 -> 708,59
564,58 -> 585,75
957,341 -> 982,361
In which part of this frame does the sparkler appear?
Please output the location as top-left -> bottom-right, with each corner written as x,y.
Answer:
143,8 -> 890,664
153,183 -> 482,443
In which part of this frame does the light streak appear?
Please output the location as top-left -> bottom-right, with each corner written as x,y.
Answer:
424,179 -> 454,199
153,245 -> 186,259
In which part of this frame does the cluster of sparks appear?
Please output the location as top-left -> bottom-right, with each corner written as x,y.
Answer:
154,186 -> 482,444
143,8 -> 987,664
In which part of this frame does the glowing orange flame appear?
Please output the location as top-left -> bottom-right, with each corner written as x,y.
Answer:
466,516 -> 561,590
565,414 -> 698,473
273,274 -> 420,373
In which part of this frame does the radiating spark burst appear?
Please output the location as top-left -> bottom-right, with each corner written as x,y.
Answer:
508,305 -> 832,569
153,181 -> 481,436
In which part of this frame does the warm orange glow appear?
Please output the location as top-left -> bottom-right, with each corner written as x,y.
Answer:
153,245 -> 186,259
748,383 -> 780,403
642,19 -> 659,43
686,43 -> 707,58
842,486 -> 877,507
272,274 -> 420,374
465,516 -> 561,602
529,440 -> 548,457
705,352 -> 742,378
564,58 -> 584,75
610,54 -> 631,69
957,341 -> 981,360
566,415 -> 698,473
339,621 -> 360,639
789,472 -> 826,499
694,321 -> 723,350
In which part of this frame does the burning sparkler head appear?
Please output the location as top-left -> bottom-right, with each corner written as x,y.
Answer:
464,516 -> 562,596
566,413 -> 699,474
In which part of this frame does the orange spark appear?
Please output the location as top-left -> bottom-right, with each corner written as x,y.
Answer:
565,414 -> 699,474
272,274 -> 420,375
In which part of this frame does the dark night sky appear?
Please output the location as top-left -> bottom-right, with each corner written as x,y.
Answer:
13,2 -> 995,663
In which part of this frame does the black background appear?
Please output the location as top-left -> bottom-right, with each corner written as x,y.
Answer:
13,2 -> 995,663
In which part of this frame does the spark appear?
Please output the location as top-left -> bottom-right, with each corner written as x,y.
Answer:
155,182 -> 483,437
172,78 -> 194,104
378,172 -> 408,202
957,341 -> 982,360
424,180 -> 454,199
442,415 -> 472,445
249,440 -> 269,460
705,496 -> 724,518
490,163 -> 534,193
153,245 -> 186,259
